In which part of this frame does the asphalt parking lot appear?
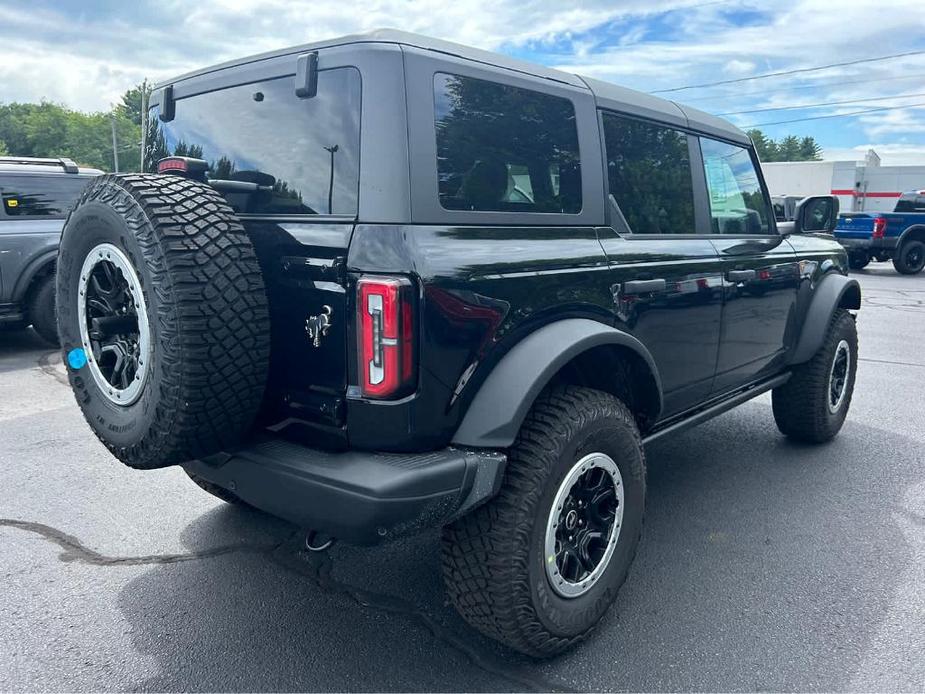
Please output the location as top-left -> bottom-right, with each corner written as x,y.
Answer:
1,266 -> 923,692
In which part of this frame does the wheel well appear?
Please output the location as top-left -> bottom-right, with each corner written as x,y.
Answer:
23,260 -> 56,304
547,344 -> 660,432
900,226 -> 925,246
839,282 -> 861,310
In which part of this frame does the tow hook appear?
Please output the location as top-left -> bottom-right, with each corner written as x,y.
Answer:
304,529 -> 335,552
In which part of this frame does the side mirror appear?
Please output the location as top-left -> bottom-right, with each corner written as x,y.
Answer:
792,195 -> 840,234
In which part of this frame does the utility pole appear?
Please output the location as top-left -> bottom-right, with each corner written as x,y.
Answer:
110,111 -> 120,173
324,144 -> 338,214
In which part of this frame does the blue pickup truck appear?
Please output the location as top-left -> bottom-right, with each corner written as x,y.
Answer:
835,191 -> 925,274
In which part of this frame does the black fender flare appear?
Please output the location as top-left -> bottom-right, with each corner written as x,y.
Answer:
789,273 -> 860,365
12,249 -> 57,302
451,318 -> 663,448
897,224 -> 925,248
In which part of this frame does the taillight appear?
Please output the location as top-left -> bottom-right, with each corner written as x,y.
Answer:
872,217 -> 887,239
156,156 -> 209,180
357,276 -> 416,399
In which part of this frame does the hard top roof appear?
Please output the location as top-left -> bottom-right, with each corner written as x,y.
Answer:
157,28 -> 748,145
0,156 -> 103,176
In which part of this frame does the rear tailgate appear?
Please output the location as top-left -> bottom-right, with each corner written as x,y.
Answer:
835,214 -> 874,242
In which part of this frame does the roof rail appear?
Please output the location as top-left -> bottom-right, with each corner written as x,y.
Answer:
0,156 -> 81,173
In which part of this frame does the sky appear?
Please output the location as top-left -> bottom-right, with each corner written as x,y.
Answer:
1,0 -> 924,164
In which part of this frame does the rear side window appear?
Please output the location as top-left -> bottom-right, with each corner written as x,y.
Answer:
433,73 -> 581,214
601,113 -> 696,234
145,67 -> 361,216
895,194 -> 925,212
699,138 -> 771,235
0,175 -> 91,217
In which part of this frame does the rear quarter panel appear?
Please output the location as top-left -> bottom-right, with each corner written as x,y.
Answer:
345,223 -> 613,451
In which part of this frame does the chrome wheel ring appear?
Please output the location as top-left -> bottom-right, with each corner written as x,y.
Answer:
827,339 -> 851,414
77,243 -> 151,406
544,452 -> 624,599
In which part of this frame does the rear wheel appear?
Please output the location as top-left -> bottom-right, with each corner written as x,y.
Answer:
772,309 -> 857,443
56,174 -> 270,469
442,386 -> 646,657
26,274 -> 59,345
892,240 -> 925,275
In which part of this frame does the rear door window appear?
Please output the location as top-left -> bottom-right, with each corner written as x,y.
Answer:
433,73 -> 581,214
145,67 -> 361,216
699,138 -> 772,235
601,112 -> 696,234
0,175 -> 92,217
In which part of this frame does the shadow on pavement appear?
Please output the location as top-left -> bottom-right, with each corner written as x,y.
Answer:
116,407 -> 922,692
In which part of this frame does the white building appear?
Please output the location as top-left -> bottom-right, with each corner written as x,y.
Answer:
761,150 -> 925,213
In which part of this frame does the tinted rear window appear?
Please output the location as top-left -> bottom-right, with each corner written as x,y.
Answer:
433,73 -> 581,214
895,195 -> 925,212
145,67 -> 361,216
0,174 -> 93,217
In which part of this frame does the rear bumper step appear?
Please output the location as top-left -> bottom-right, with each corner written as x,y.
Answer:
183,438 -> 506,545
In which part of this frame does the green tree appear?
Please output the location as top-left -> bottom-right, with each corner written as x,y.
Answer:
746,128 -> 777,162
117,80 -> 152,127
0,100 -> 143,172
746,128 -> 822,162
799,136 -> 821,161
0,139 -> 8,155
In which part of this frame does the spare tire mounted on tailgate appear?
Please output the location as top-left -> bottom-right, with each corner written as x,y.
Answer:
56,174 -> 270,469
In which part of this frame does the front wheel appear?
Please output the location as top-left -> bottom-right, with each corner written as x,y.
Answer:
442,386 -> 646,657
27,274 -> 59,345
848,252 -> 870,270
772,309 -> 858,443
892,240 -> 925,275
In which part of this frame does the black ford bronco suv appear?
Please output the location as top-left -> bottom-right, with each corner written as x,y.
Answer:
0,156 -> 100,343
56,30 -> 861,657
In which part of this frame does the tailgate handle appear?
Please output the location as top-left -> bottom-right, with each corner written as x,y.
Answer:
727,269 -> 756,282
622,279 -> 666,294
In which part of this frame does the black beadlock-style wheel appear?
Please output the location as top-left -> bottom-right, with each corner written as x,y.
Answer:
26,273 -> 59,345
56,174 -> 270,469
892,240 -> 925,275
441,386 -> 646,658
772,308 -> 858,443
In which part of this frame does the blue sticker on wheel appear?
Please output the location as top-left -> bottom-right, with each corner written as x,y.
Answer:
67,348 -> 88,369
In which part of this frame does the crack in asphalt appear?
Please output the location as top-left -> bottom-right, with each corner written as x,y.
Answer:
0,518 -> 570,693
37,351 -> 69,386
0,518 -> 277,566
859,357 -> 925,369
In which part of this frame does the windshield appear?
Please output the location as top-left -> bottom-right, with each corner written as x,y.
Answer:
144,67 -> 361,216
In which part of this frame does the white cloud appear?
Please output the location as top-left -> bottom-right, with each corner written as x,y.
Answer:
724,59 -> 756,75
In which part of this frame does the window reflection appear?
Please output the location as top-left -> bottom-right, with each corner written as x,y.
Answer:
0,175 -> 94,217
434,73 -> 581,214
602,113 -> 696,234
700,138 -> 771,235
144,68 -> 361,216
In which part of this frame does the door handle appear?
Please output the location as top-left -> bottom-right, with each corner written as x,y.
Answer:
622,279 -> 667,294
726,269 -> 757,282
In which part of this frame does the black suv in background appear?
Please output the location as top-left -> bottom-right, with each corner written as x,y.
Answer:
56,30 -> 860,657
0,157 -> 101,343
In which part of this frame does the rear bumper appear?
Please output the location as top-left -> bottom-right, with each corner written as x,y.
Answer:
183,438 -> 506,545
836,236 -> 898,252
